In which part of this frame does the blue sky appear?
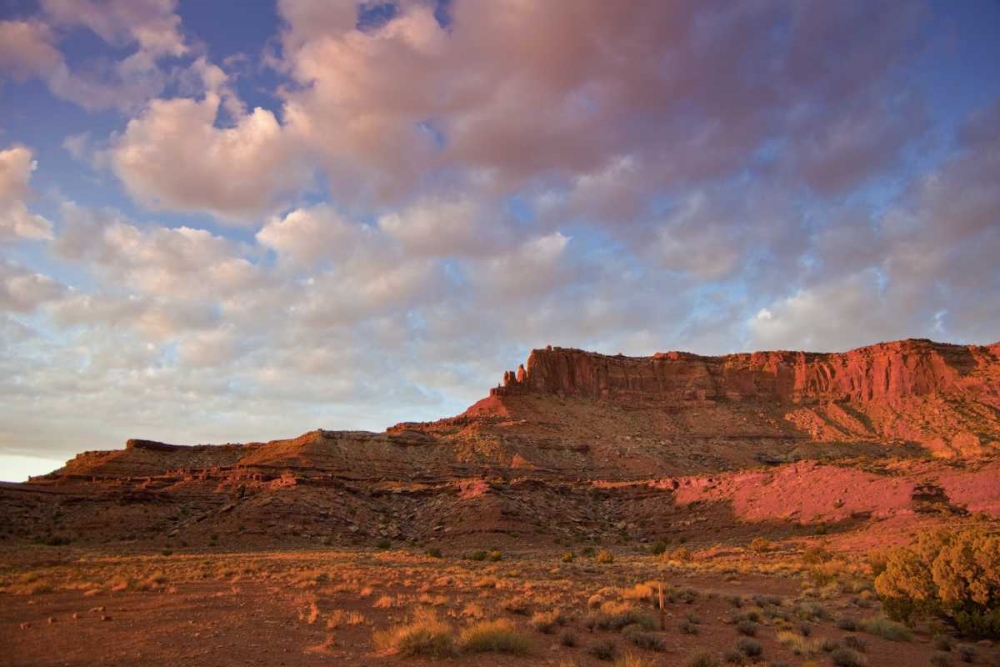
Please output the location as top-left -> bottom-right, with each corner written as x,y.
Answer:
1,0 -> 999,481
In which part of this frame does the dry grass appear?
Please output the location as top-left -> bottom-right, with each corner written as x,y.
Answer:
2,541 -> 990,666
459,618 -> 531,654
374,608 -> 455,657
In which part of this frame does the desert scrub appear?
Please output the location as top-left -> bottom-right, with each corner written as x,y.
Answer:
459,618 -> 531,654
734,637 -> 762,658
586,602 -> 657,632
665,547 -> 693,562
530,609 -> 567,633
794,600 -> 829,621
560,629 -> 579,647
862,616 -> 912,642
587,638 -> 617,661
749,537 -> 770,553
874,528 -> 1000,637
837,616 -> 860,631
802,545 -> 833,565
650,540 -> 669,555
623,582 -> 655,602
375,608 -> 455,657
597,550 -> 615,564
503,595 -> 532,615
777,630 -> 819,656
678,619 -> 699,635
830,646 -> 867,667
615,653 -> 658,667
622,625 -> 666,651
685,650 -> 721,667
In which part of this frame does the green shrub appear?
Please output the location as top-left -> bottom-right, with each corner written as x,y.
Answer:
650,540 -> 669,555
424,547 -> 443,558
874,529 -> 1000,637
375,538 -> 391,550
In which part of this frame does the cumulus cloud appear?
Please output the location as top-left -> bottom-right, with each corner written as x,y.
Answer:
0,261 -> 64,312
748,272 -> 903,351
0,145 -> 53,242
112,93 -> 310,221
56,202 -> 259,298
0,0 -> 191,112
3,1 -> 1000,474
471,232 -> 574,301
750,101 -> 1000,350
257,205 -> 372,266
269,0 -> 925,206
377,196 -> 513,257
39,0 -> 187,61
0,21 -> 62,80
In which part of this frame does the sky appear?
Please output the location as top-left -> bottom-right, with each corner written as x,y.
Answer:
1,0 -> 999,482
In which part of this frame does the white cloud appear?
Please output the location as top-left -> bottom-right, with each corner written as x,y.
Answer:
0,261 -> 64,312
112,94 -> 309,221
0,145 -> 53,242
747,271 -> 903,351
257,205 -> 371,266
56,203 -> 260,298
471,232 -> 573,301
377,196 -> 512,257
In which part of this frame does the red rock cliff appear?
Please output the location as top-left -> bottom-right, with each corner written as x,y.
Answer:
491,339 -> 1000,404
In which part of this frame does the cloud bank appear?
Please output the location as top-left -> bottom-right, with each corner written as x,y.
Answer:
0,0 -> 997,475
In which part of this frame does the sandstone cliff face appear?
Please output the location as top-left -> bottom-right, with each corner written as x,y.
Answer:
5,338 -> 999,550
492,339 -> 1000,404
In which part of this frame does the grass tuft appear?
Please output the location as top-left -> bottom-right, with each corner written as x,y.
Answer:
374,608 -> 455,657
459,618 -> 531,654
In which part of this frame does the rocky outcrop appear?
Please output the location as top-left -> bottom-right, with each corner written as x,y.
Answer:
3,338 -> 999,551
491,339 -> 1000,404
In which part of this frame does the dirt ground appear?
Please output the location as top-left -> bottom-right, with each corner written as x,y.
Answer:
3,544 -> 997,667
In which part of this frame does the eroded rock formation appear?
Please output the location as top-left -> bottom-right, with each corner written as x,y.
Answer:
2,338 -> 998,549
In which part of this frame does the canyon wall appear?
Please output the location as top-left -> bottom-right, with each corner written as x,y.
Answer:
492,339 -> 1000,404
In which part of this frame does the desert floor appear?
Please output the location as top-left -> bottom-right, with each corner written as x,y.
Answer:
2,544 -> 996,667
